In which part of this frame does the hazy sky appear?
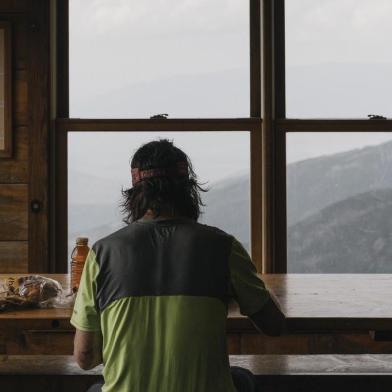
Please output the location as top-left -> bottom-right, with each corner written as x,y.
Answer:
286,0 -> 392,119
68,132 -> 250,185
287,133 -> 392,164
69,0 -> 392,167
286,0 -> 392,66
69,0 -> 249,118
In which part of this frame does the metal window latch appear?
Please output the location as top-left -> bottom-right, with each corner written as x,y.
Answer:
368,114 -> 387,120
150,114 -> 169,119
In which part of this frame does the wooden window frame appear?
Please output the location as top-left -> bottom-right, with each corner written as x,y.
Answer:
273,119 -> 392,273
58,0 -> 375,274
54,119 -> 262,273
268,1 -> 392,272
0,21 -> 12,158
53,0 -> 266,273
60,0 -> 388,275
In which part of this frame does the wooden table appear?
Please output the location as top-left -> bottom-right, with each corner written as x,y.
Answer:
1,274 -> 392,355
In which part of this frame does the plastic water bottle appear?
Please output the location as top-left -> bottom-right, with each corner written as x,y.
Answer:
70,237 -> 89,291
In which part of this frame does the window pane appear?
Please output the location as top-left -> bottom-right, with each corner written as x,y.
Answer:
287,132 -> 392,272
69,0 -> 250,118
68,132 -> 250,264
286,0 -> 392,118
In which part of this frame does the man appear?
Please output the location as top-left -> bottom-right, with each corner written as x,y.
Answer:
71,139 -> 286,392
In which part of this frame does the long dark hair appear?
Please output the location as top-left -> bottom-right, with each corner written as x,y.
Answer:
121,139 -> 207,223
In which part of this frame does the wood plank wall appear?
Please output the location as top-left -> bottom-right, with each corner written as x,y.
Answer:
0,0 -> 49,273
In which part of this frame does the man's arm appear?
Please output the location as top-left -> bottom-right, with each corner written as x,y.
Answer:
249,295 -> 287,337
229,238 -> 287,337
74,328 -> 103,370
70,249 -> 102,370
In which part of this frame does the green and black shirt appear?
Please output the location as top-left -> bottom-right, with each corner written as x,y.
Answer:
71,218 -> 270,392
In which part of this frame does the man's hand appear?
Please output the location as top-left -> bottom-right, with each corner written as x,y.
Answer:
74,328 -> 103,370
249,295 -> 287,336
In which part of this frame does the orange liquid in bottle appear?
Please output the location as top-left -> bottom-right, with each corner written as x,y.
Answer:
71,237 -> 90,291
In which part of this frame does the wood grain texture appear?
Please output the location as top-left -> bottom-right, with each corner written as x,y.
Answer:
0,241 -> 27,272
1,354 -> 392,376
0,126 -> 28,183
227,274 -> 392,332
227,334 -> 241,355
250,0 -> 261,118
249,0 -> 263,272
0,16 -> 29,178
14,70 -> 28,126
261,0 -> 275,273
28,0 -> 50,272
1,274 -> 392,355
54,117 -> 259,272
55,118 -> 259,132
0,22 -> 12,158
0,184 -> 28,240
230,354 -> 392,375
263,274 -> 392,331
0,377 -> 101,392
13,19 -> 28,70
0,0 -> 28,13
276,119 -> 392,132
1,274 -> 392,329
56,0 -> 69,117
22,329 -> 74,354
240,332 -> 392,355
251,124 -> 263,272
0,355 -> 391,392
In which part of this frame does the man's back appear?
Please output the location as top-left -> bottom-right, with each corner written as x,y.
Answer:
71,218 -> 270,391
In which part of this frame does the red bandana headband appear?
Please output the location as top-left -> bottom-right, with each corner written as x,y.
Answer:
131,161 -> 189,186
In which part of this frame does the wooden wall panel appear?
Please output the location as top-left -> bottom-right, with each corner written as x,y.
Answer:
28,0 -> 50,272
0,1 -> 48,273
0,126 -> 28,183
0,184 -> 28,240
14,70 -> 28,126
13,20 -> 28,70
227,334 -> 241,355
240,333 -> 392,355
0,241 -> 28,272
0,1 -> 28,13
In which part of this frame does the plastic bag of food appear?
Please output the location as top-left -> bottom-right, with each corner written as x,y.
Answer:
0,275 -> 75,312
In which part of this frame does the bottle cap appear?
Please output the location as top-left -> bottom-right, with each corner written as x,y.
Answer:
76,237 -> 89,245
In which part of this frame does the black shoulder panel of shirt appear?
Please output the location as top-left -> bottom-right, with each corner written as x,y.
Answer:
92,219 -> 234,311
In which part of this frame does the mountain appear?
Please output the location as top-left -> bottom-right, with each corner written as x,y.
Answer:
68,138 -> 392,272
68,170 -> 251,255
288,189 -> 392,273
287,140 -> 392,226
201,175 -> 250,251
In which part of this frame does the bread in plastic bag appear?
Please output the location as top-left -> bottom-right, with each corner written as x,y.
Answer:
0,275 -> 75,312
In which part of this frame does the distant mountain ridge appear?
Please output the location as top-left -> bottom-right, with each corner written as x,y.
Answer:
288,140 -> 392,226
69,139 -> 392,272
68,170 -> 251,254
288,188 -> 392,273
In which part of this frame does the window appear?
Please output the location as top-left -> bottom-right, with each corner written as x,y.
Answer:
69,0 -> 250,118
68,131 -> 250,262
263,0 -> 392,273
59,0 -> 392,274
285,0 -> 392,118
55,0 -> 261,273
55,118 -> 259,272
287,132 -> 392,273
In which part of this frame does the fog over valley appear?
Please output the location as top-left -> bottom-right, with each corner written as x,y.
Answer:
70,139 -> 392,273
